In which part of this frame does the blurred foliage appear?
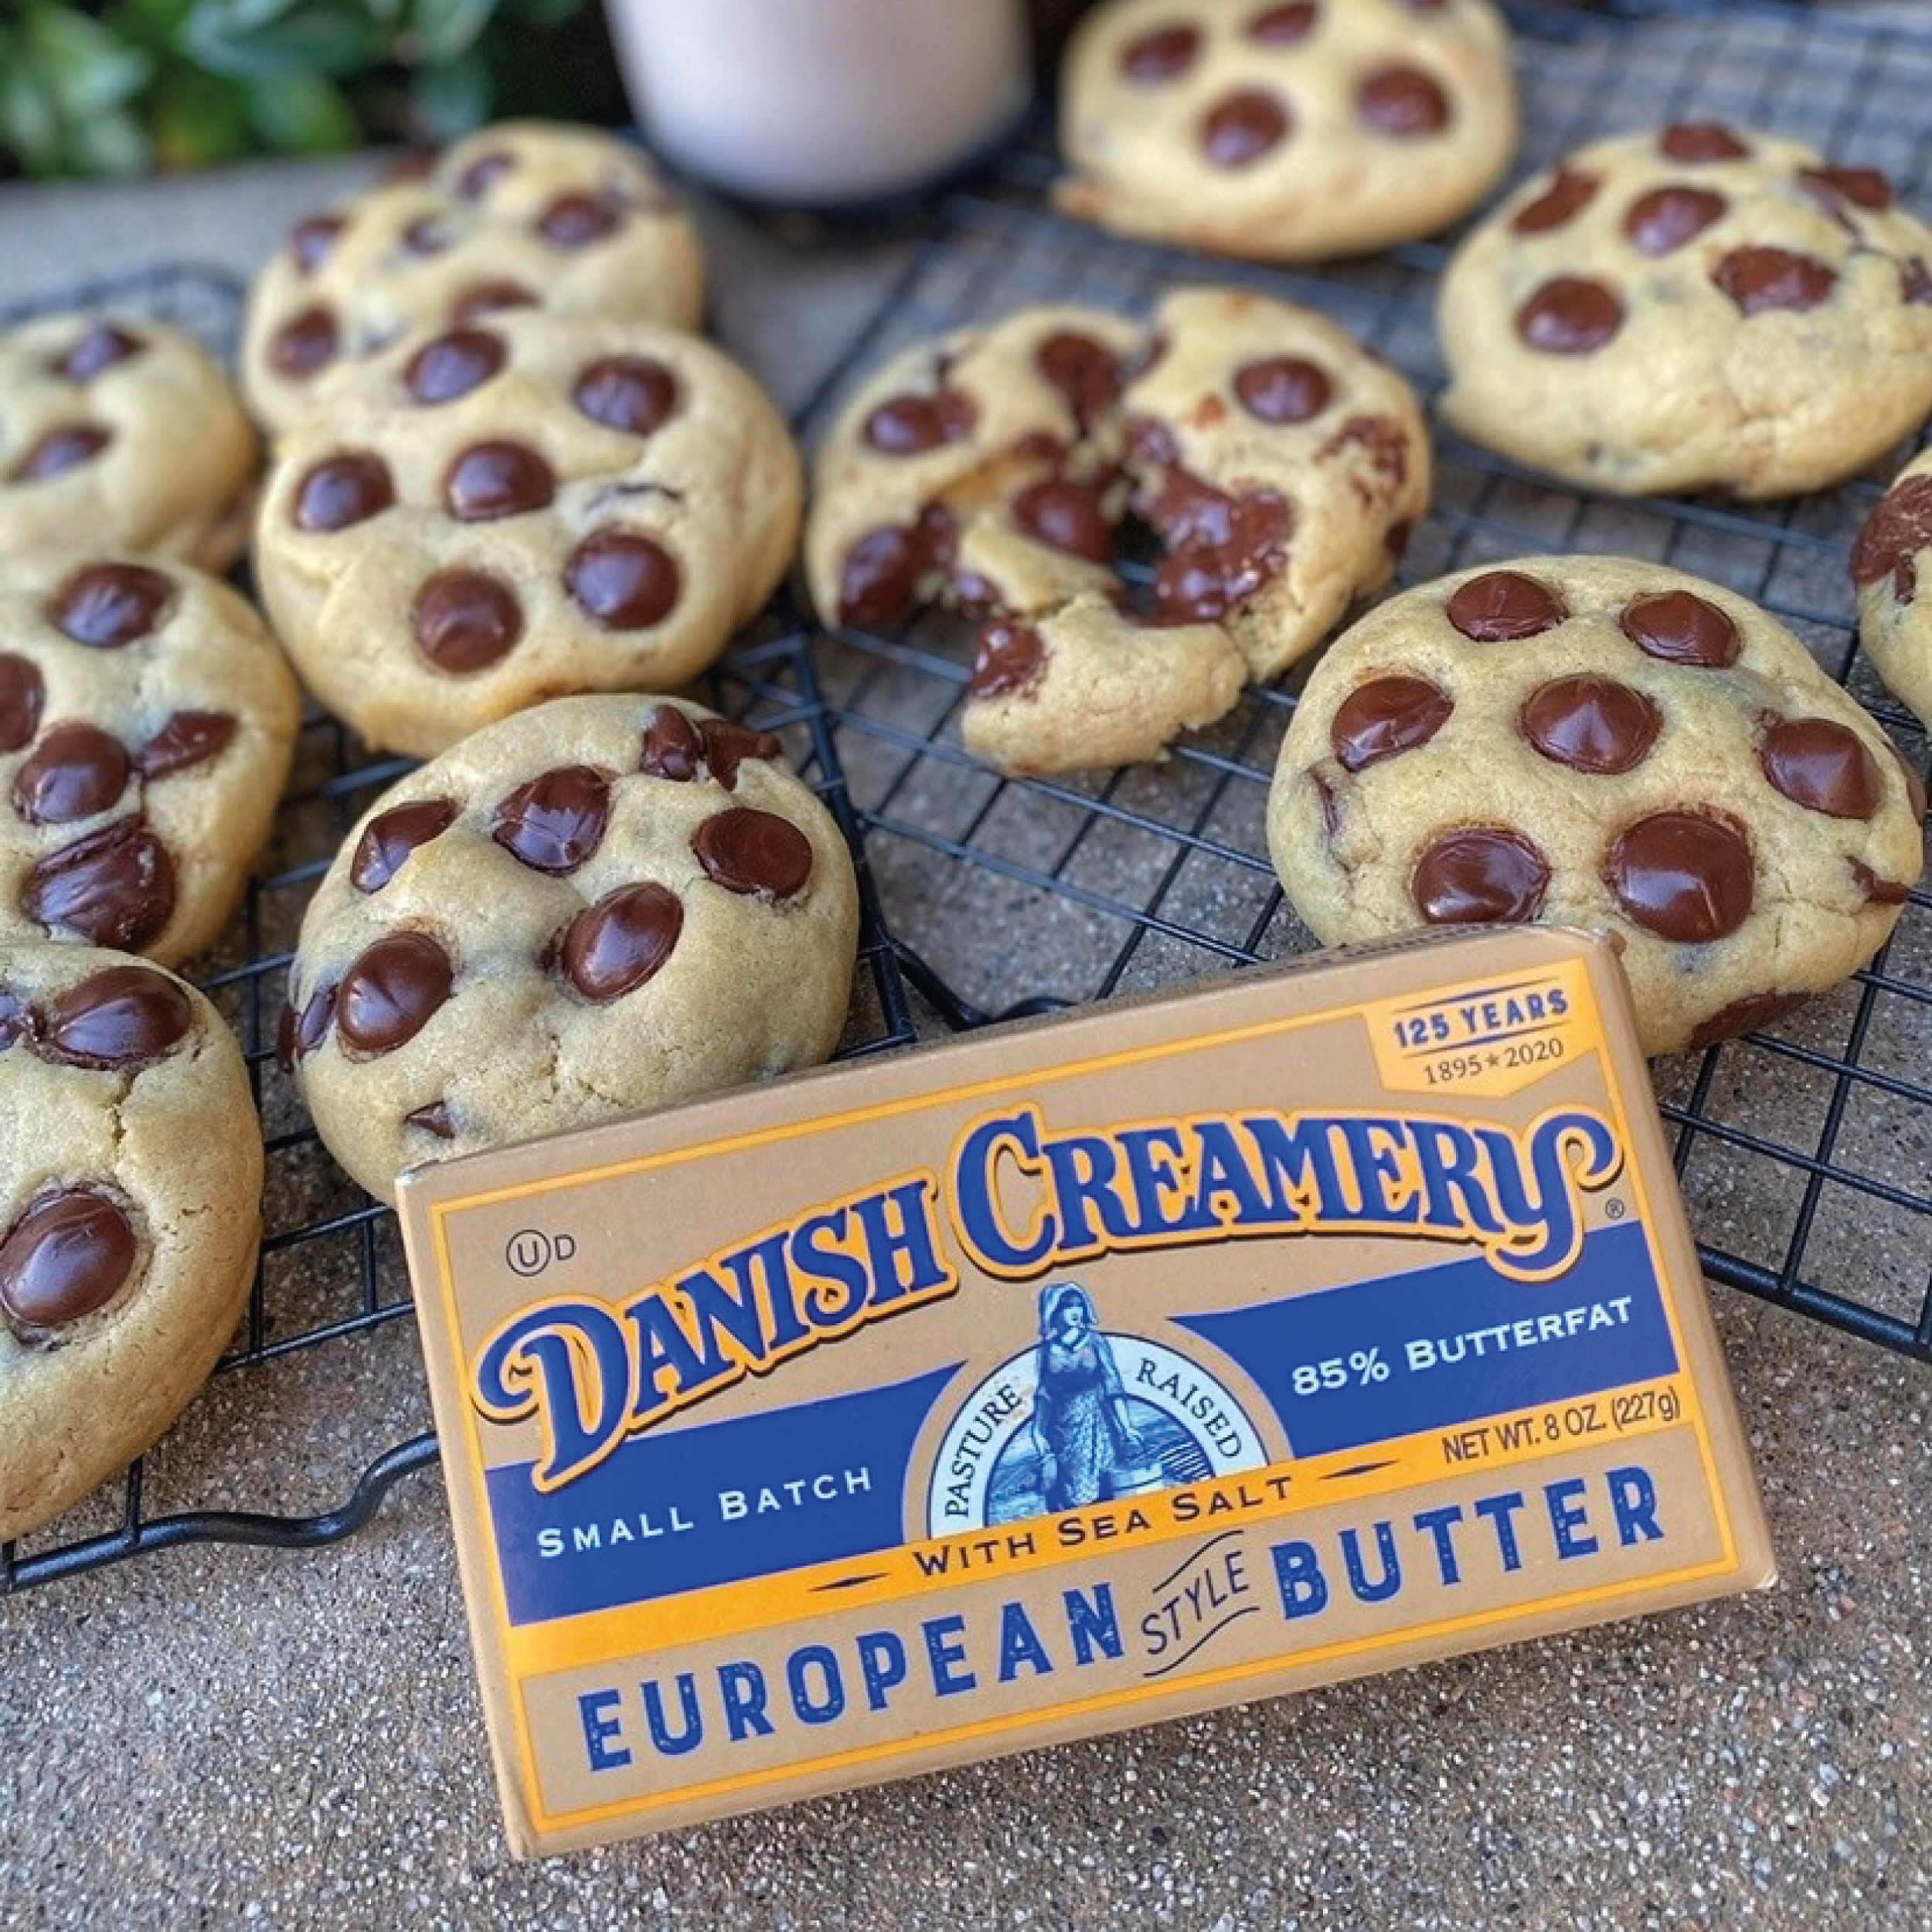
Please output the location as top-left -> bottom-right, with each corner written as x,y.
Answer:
0,0 -> 615,177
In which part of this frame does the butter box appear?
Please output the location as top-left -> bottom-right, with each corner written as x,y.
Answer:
397,926 -> 1774,1856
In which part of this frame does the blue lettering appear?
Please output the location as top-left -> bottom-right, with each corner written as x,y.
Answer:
719,1661 -> 774,1740
857,1630 -> 907,1710
1413,1504 -> 1466,1587
952,1111 -> 1056,1274
1546,1478 -> 1598,1560
1341,1521 -> 1403,1603
851,1176 -> 953,1308
474,1301 -> 631,1492
641,1674 -> 702,1756
998,1602 -> 1054,1682
1117,1125 -> 1219,1238
578,1688 -> 631,1772
924,1614 -> 978,1696
787,1646 -> 846,1725
1608,1464 -> 1663,1546
1063,1585 -> 1121,1665
1475,1490 -> 1526,1572
1271,1539 -> 1328,1619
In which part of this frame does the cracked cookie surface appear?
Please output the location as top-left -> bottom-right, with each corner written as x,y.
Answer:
0,941 -> 261,1543
1267,556 -> 1926,1056
253,314 -> 800,759
283,695 -> 859,1203
1440,125 -> 1932,498
1853,445 -> 1932,731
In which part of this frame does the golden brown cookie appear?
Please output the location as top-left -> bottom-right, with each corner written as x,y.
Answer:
1852,447 -> 1932,730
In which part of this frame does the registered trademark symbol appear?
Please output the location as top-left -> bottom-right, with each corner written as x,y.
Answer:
1604,1199 -> 1627,1222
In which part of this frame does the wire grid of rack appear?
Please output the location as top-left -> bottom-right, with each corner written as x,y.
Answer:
2,0 -> 1928,1594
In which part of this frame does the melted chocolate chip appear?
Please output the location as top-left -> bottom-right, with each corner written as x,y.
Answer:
1661,123 -> 1750,163
1248,2 -> 1317,41
1852,861 -> 1910,907
560,883 -> 684,1002
1760,717 -> 1881,820
22,817 -> 175,951
693,807 -> 813,902
413,570 -> 524,673
54,324 -> 144,382
491,766 -> 613,874
863,389 -> 977,456
406,1100 -> 457,1138
135,711 -> 236,780
47,562 -> 174,648
1013,478 -> 1113,562
1412,828 -> 1551,925
1445,571 -> 1566,641
1331,676 -> 1452,772
444,440 -> 556,522
1620,589 -> 1740,668
1851,475 -> 1932,600
1516,277 -> 1625,353
268,305 -> 338,380
1798,165 -> 1891,215
1202,90 -> 1291,168
0,655 -> 44,753
1713,247 -> 1836,315
1607,811 -> 1754,943
1623,184 -> 1727,255
404,328 -> 506,405
352,798 -> 460,893
971,622 -> 1047,700
12,723 -> 131,826
0,989 -> 28,1049
1312,770 -> 1340,841
449,281 -> 538,325
839,523 -> 928,629
457,149 -> 515,199
290,213 -> 345,274
335,931 -> 454,1056
0,1189 -> 137,1334
1235,356 -> 1332,425
565,529 -> 680,630
281,978 -> 337,1066
41,964 -> 191,1070
1145,474 -> 1291,622
1121,23 -> 1200,80
401,214 -> 452,256
1903,258 -> 1932,306
1512,167 -> 1600,234
1318,415 -> 1412,489
1688,992 -> 1807,1051
639,707 -> 781,790
1036,332 -> 1122,426
538,192 -> 621,246
1521,675 -> 1662,776
573,356 -> 679,436
1358,66 -> 1450,137
293,452 -> 394,532
12,423 -> 111,482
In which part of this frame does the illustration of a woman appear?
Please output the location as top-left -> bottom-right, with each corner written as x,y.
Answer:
1028,1282 -> 1145,1512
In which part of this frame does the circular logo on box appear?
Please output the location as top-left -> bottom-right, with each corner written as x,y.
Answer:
924,1281 -> 1265,1539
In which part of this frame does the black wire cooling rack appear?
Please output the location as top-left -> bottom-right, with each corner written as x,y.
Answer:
3,0 -> 1928,1594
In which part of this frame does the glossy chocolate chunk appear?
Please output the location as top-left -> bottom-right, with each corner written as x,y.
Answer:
560,883 -> 684,1002
1331,676 -> 1451,772
1798,165 -> 1891,214
1445,570 -> 1566,641
1248,2 -> 1317,41
839,524 -> 927,628
290,213 -> 345,274
1512,167 -> 1600,234
565,529 -> 680,630
269,305 -> 338,380
1620,589 -> 1740,667
293,452 -> 394,532
1607,811 -> 1754,942
405,1100 -> 457,1138
352,798 -> 460,893
1318,414 -> 1411,487
1688,991 -> 1806,1051
1760,717 -> 1880,820
449,281 -> 538,325
22,817 -> 175,950
971,622 -> 1047,700
412,570 -> 524,672
1013,478 -> 1113,562
0,655 -> 43,753
279,978 -> 338,1067
402,213 -> 452,256
1661,123 -> 1750,163
1851,475 -> 1932,600
335,931 -> 454,1056
1036,332 -> 1121,425
639,707 -> 781,790
1358,66 -> 1449,137
1147,478 -> 1291,623
1412,827 -> 1551,924
693,807 -> 813,902
491,765 -> 613,874
573,355 -> 679,436
41,964 -> 191,1069
12,723 -> 131,825
537,192 -> 621,245
1623,185 -> 1726,255
1120,22 -> 1199,80
444,440 -> 556,522
863,389 -> 977,456
405,328 -> 506,405
135,711 -> 236,780
55,324 -> 144,382
13,423 -> 111,481
1852,861 -> 1910,907
0,988 -> 29,1049
47,561 -> 174,648
1235,357 -> 1332,425
1521,675 -> 1661,776
1202,90 -> 1291,168
0,1189 -> 138,1333
1516,277 -> 1624,353
1713,247 -> 1836,315
457,149 -> 515,199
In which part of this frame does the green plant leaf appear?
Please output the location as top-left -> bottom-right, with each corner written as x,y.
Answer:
62,104 -> 155,177
22,6 -> 155,116
182,0 -> 383,80
245,66 -> 359,151
151,62 -> 253,165
0,33 -> 63,171
407,43 -> 491,138
504,0 -> 587,26
406,0 -> 500,66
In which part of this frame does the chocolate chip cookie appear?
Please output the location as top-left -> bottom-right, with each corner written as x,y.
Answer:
1440,127 -> 1932,498
1267,556 -> 1925,1056
1056,0 -> 1518,262
253,314 -> 800,760
282,695 -> 859,1202
1853,447 -> 1932,730
0,942 -> 261,1543
242,120 -> 705,434
0,315 -> 258,572
807,289 -> 1429,774
1,556 -> 301,967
